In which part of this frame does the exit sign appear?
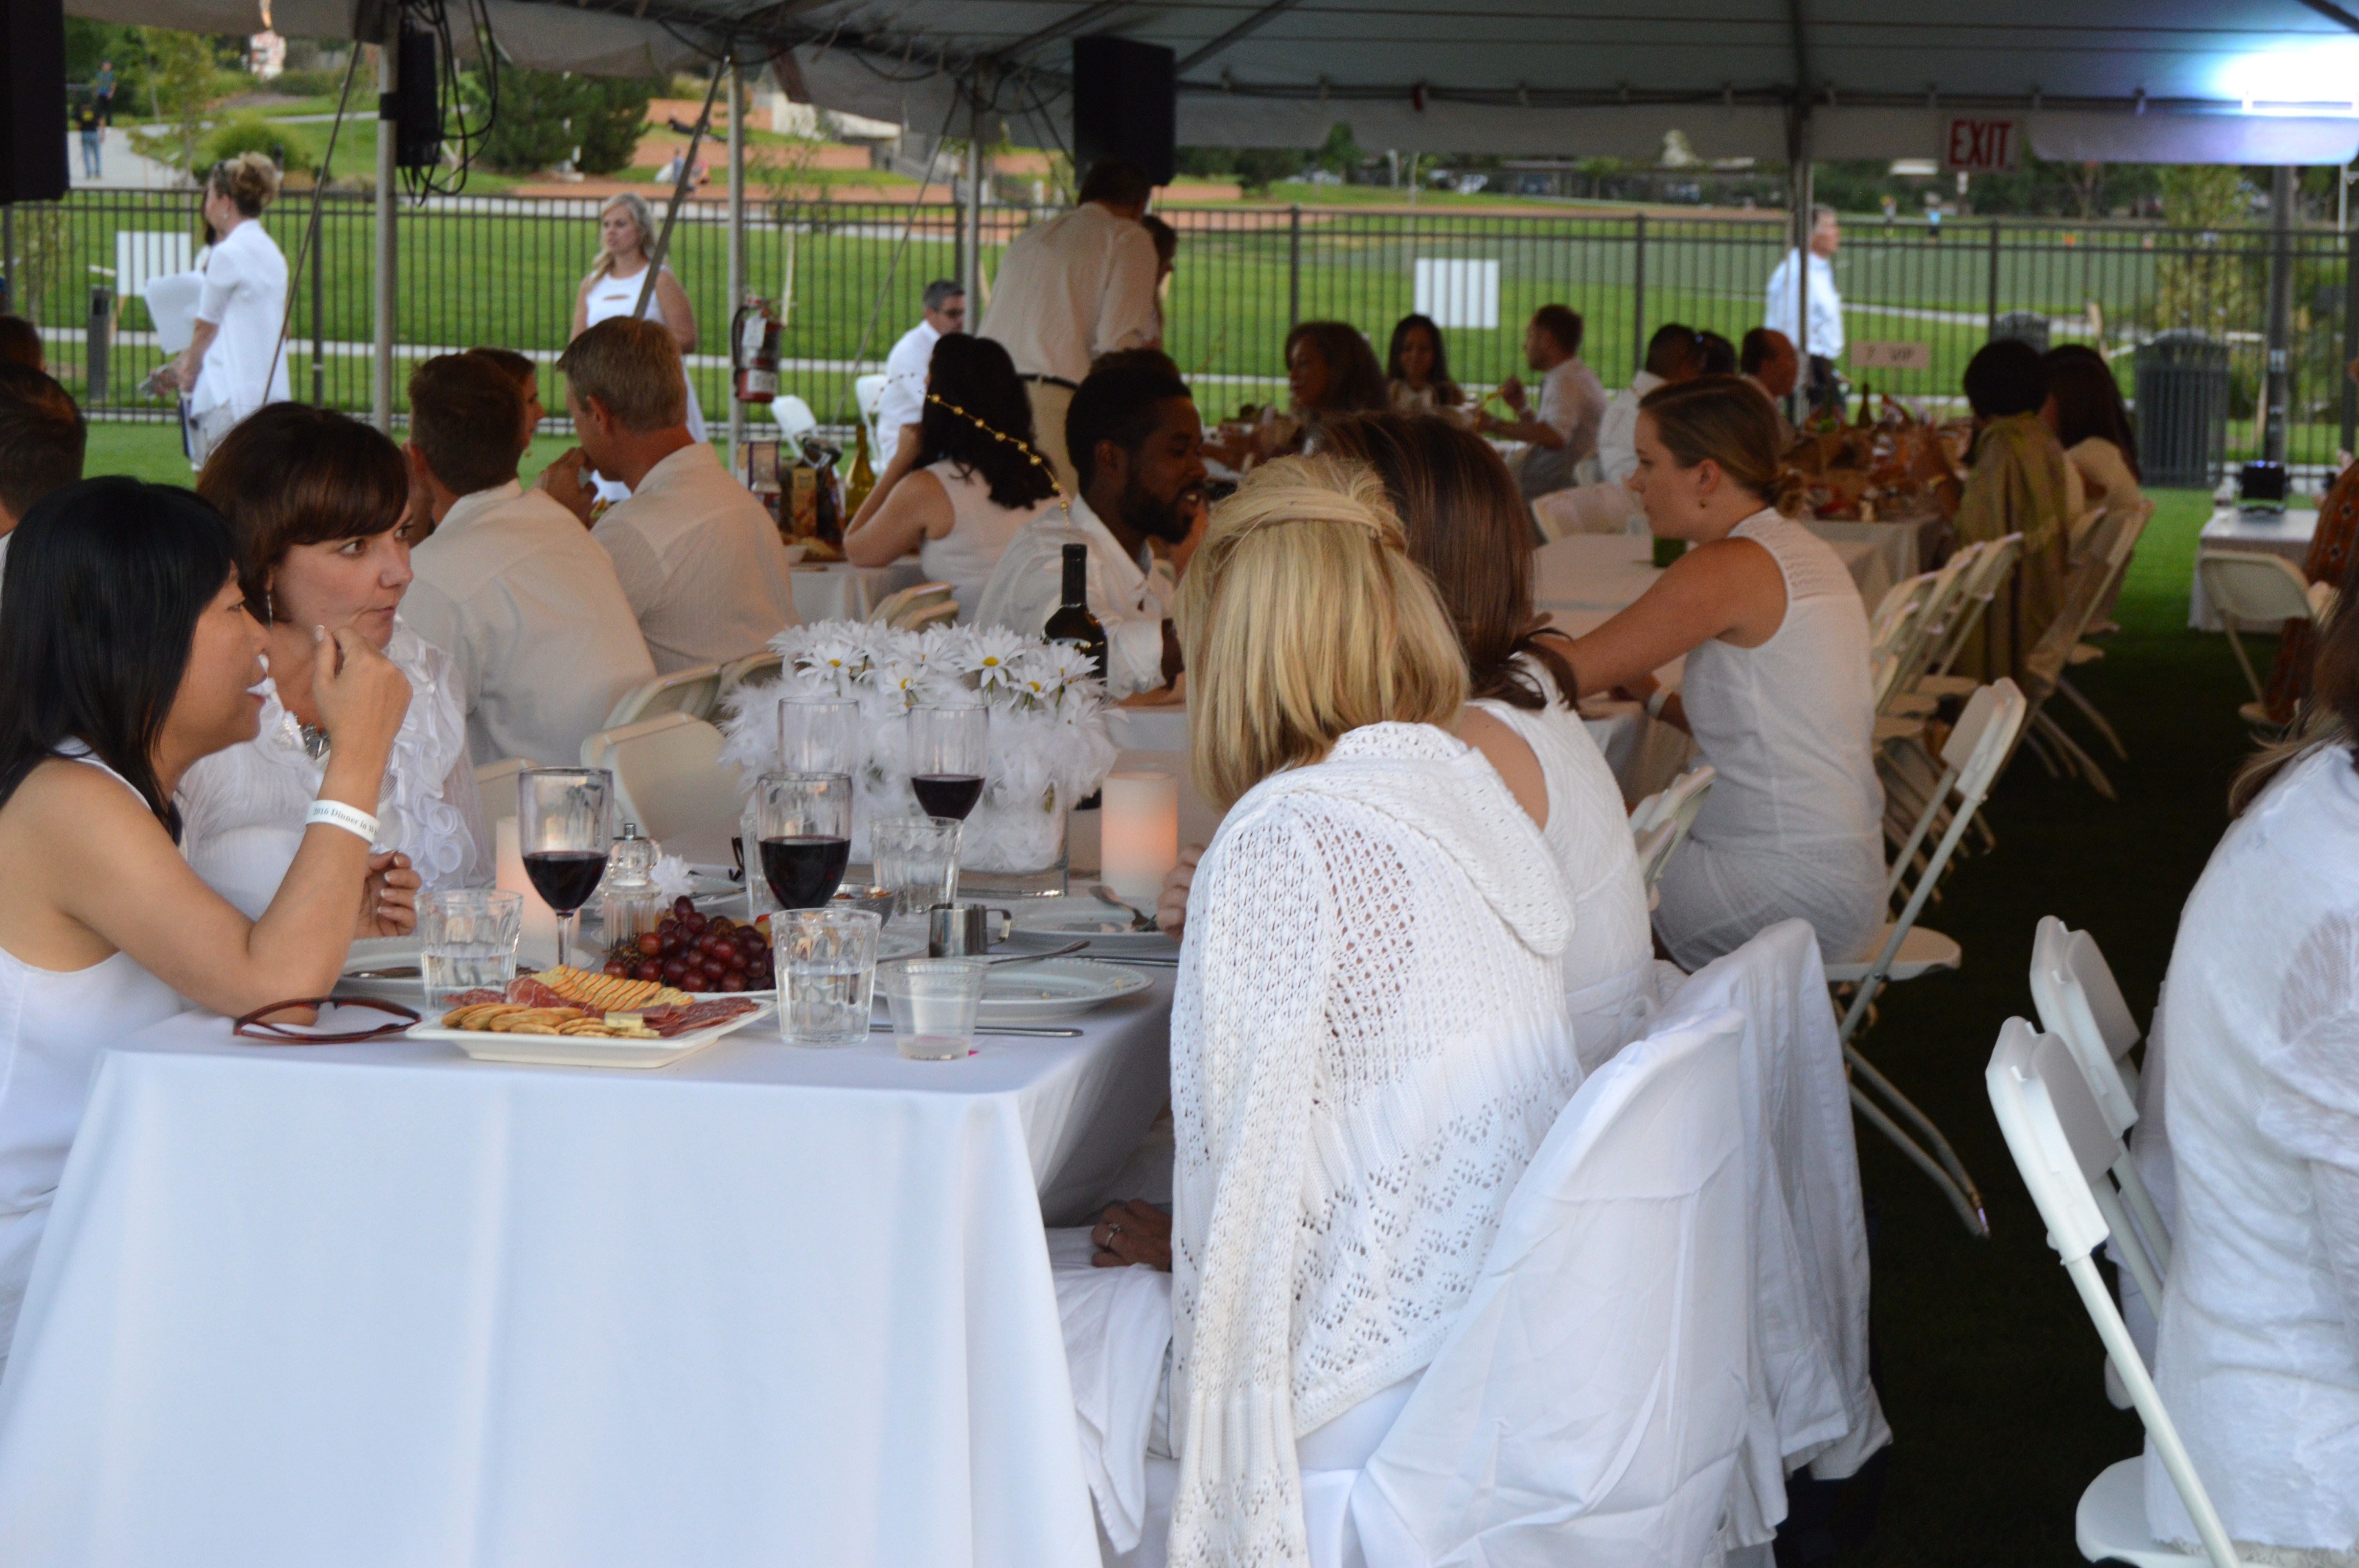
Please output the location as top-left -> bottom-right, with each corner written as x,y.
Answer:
1944,117 -> 2023,174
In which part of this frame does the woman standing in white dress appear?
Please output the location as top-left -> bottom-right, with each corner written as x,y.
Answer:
842,334 -> 1057,617
157,154 -> 291,466
571,192 -> 705,501
1566,376 -> 1883,969
0,478 -> 414,1369
179,405 -> 491,917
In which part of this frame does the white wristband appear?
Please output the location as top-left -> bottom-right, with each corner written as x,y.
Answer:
305,798 -> 380,846
1645,687 -> 1674,719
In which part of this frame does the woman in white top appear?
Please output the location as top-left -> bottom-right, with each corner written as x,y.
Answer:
1567,376 -> 1883,970
0,479 -> 415,1368
571,193 -> 705,500
1322,411 -> 1654,1071
1076,456 -> 1582,1562
156,154 -> 291,466
842,333 -> 1056,616
179,405 -> 491,918
2142,619 -> 2359,1563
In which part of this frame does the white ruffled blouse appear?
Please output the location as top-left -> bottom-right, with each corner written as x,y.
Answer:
178,623 -> 493,918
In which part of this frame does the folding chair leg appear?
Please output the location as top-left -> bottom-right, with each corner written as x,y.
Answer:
2054,675 -> 2129,761
2032,709 -> 2117,802
1846,1043 -> 1988,1234
2021,724 -> 2065,778
1849,1085 -> 1990,1238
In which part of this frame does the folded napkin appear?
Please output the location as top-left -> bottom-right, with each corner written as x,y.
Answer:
1047,1226 -> 1172,1553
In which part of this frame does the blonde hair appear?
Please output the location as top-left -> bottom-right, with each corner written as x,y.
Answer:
1179,453 -> 1467,808
207,152 -> 280,218
592,193 -> 658,281
556,316 -> 687,432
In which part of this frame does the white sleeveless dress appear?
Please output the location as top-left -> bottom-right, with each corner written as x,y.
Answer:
0,750 -> 184,1368
1470,655 -> 1658,1072
1654,508 -> 1885,970
582,265 -> 708,502
918,459 -> 1051,619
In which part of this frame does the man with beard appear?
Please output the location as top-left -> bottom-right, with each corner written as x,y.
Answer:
974,351 -> 1206,697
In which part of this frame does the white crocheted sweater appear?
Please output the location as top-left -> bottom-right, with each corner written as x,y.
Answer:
1167,722 -> 1583,1567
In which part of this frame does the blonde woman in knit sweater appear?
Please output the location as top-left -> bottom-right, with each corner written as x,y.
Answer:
1062,455 -> 1582,1564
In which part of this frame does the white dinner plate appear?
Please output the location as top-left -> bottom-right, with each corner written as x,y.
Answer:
970,959 -> 1150,1024
414,1000 -> 773,1069
1009,895 -> 1177,951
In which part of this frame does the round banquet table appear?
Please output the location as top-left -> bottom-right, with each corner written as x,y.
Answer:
0,979 -> 1174,1568
790,559 -> 929,624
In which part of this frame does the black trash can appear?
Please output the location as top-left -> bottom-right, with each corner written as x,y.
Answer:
1990,310 -> 2050,353
2135,330 -> 2230,489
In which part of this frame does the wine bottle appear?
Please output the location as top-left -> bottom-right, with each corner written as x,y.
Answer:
845,423 -> 876,515
1043,542 -> 1109,681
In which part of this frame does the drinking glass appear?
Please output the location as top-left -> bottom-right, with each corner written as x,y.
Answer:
880,958 -> 987,1060
905,704 -> 989,820
779,696 -> 863,774
418,889 -> 524,1009
516,768 -> 613,971
755,771 -> 854,909
774,907 -> 881,1047
871,815 -> 962,923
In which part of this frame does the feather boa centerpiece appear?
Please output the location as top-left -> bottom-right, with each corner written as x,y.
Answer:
717,620 -> 1118,872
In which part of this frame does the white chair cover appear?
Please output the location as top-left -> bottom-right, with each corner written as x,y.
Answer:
1346,1014 -> 1752,1568
1659,920 -> 1892,1532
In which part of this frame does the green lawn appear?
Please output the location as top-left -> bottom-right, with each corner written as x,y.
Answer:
85,419 -> 687,490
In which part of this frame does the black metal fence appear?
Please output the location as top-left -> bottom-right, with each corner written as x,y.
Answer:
5,189 -> 2353,479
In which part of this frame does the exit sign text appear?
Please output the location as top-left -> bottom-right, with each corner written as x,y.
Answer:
1943,117 -> 2023,174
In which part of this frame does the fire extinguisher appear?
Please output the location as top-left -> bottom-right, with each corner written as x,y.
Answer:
732,297 -> 780,404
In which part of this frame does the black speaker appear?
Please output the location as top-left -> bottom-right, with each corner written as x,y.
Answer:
0,0 -> 69,205
387,20 -> 442,170
1071,37 -> 1174,188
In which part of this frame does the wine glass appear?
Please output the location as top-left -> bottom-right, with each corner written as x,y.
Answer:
905,704 -> 989,820
779,696 -> 863,773
517,768 -> 614,971
756,771 -> 854,909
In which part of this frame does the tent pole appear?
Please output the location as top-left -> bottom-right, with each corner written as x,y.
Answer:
373,23 -> 397,435
727,56 -> 745,469
2342,216 -> 2358,461
1787,105 -> 1813,425
2266,165 -> 2295,467
961,72 -> 985,312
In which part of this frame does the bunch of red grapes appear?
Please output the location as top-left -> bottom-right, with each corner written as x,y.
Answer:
603,896 -> 774,992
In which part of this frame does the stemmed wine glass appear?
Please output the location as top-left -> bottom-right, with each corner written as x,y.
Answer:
756,771 -> 854,909
905,704 -> 989,820
779,696 -> 863,773
518,768 -> 614,971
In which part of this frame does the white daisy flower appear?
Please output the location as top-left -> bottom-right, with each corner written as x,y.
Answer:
963,625 -> 1028,690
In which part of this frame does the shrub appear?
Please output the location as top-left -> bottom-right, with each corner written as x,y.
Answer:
200,112 -> 307,174
469,69 -> 655,176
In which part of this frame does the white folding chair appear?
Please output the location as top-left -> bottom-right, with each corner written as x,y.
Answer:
1630,765 -> 1714,898
602,662 -> 725,728
473,757 -> 534,830
1914,532 -> 2025,696
769,394 -> 818,445
867,581 -> 956,630
578,712 -> 740,852
2198,549 -> 2336,732
718,649 -> 783,693
853,372 -> 890,457
1986,1020 -> 2243,1568
1830,679 -> 2028,1235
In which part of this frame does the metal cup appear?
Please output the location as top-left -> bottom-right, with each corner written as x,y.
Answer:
927,901 -> 1014,957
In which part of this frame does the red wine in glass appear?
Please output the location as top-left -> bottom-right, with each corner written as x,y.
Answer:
761,835 -> 851,908
523,850 -> 609,914
910,773 -> 984,820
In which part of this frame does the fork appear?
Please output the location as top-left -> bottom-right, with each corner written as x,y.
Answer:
1089,884 -> 1160,933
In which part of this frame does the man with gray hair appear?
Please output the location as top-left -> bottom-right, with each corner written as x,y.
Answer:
545,317 -> 800,671
1764,204 -> 1844,417
876,280 -> 965,456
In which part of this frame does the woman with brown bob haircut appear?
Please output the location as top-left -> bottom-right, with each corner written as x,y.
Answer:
1322,411 -> 1653,1070
177,403 -> 491,925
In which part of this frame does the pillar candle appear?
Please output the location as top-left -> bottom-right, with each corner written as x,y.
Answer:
495,816 -> 563,971
1100,771 -> 1180,903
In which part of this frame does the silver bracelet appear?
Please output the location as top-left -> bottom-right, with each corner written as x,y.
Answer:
304,798 -> 380,846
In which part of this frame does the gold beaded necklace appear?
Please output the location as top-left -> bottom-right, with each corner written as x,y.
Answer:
921,392 -> 1072,517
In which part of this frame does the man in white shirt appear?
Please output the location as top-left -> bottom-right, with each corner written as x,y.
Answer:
876,280 -> 965,457
1479,304 -> 1608,501
544,318 -> 800,672
974,352 -> 1206,698
1740,327 -> 1801,447
1597,323 -> 1701,486
1765,206 -> 1845,417
0,365 -> 85,596
400,354 -> 658,767
979,160 -> 1163,497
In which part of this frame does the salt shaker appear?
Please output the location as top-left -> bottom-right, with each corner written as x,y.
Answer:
599,822 -> 665,950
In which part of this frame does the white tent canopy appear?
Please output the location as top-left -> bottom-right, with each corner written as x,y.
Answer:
65,0 -> 2359,163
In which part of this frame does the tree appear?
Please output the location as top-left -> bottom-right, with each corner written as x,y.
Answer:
470,69 -> 656,176
126,27 -> 225,176
1314,123 -> 1363,175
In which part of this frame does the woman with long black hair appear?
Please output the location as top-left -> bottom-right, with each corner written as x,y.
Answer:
841,333 -> 1059,617
0,478 -> 411,1369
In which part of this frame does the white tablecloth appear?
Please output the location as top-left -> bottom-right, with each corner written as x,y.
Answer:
1803,516 -> 1943,592
2188,505 -> 2319,630
792,559 -> 929,624
0,986 -> 1173,1568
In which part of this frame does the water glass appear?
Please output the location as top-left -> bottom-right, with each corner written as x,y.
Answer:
773,907 -> 881,1048
880,958 -> 987,1060
418,889 -> 525,1009
779,696 -> 863,774
871,814 -> 962,922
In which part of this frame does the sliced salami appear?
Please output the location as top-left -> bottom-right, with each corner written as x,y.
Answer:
641,998 -> 760,1037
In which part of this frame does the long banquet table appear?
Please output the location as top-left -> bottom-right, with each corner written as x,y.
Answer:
2187,502 -> 2320,630
0,979 -> 1174,1568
